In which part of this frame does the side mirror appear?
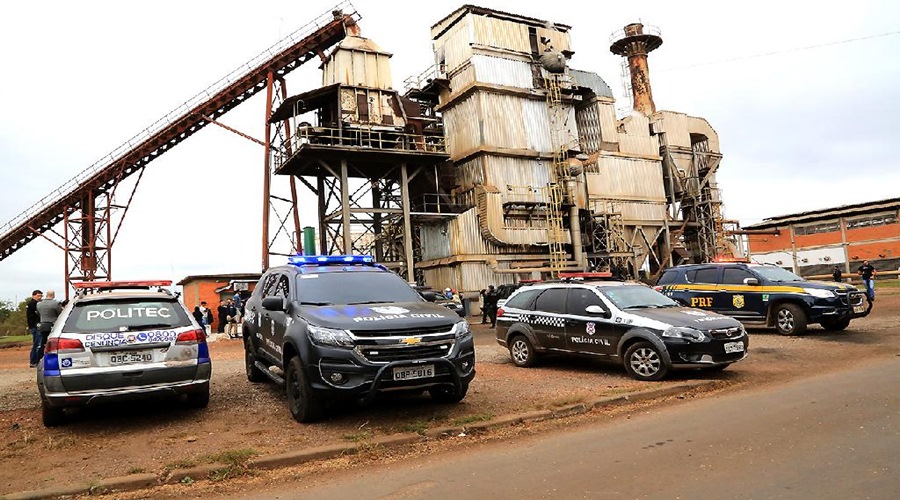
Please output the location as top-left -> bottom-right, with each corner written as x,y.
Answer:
420,291 -> 437,302
743,277 -> 759,286
585,305 -> 611,319
262,296 -> 288,312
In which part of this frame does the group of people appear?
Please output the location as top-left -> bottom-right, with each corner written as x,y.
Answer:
25,289 -> 65,368
192,294 -> 244,338
479,285 -> 500,328
832,260 -> 878,302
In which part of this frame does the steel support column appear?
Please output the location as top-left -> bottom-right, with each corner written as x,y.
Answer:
340,159 -> 352,253
400,163 -> 415,279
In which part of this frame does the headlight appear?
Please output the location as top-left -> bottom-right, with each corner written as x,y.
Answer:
452,321 -> 471,340
804,288 -> 836,299
307,325 -> 354,348
662,326 -> 706,342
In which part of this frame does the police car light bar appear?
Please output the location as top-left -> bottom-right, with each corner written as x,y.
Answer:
71,280 -> 173,289
288,255 -> 375,266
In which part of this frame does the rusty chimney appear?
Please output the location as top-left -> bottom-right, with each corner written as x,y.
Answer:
610,23 -> 663,115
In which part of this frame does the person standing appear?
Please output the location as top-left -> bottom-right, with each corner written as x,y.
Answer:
204,307 -> 214,336
26,290 -> 43,368
217,301 -> 228,334
857,260 -> 877,301
479,288 -> 489,324
832,265 -> 842,283
484,285 -> 500,328
226,300 -> 238,337
36,290 -> 63,362
192,306 -> 204,327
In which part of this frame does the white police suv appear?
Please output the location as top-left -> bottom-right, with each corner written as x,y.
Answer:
37,281 -> 211,426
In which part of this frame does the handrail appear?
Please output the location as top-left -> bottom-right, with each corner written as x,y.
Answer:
277,125 -> 446,169
0,1 -> 359,236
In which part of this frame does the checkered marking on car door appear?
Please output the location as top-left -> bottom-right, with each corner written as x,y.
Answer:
522,314 -> 565,328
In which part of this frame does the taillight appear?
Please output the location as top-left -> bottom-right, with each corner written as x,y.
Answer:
176,329 -> 206,344
497,308 -> 505,317
45,338 -> 84,353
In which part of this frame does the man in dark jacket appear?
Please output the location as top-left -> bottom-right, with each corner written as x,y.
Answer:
217,301 -> 228,334
483,285 -> 500,328
26,289 -> 43,368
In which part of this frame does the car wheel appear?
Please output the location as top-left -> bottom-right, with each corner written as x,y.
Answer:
774,303 -> 807,335
624,341 -> 669,381
244,338 -> 267,383
822,317 -> 851,331
509,335 -> 537,367
41,399 -> 65,427
285,356 -> 325,423
429,381 -> 469,404
186,389 -> 210,408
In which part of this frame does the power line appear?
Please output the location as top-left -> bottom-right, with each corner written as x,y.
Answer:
658,30 -> 900,72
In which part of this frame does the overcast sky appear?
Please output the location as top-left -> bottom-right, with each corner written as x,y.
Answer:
1,0 -> 898,302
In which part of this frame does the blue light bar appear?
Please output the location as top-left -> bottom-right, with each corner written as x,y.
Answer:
288,254 -> 375,266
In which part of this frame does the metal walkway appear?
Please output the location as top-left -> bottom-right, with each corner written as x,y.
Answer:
0,2 -> 359,265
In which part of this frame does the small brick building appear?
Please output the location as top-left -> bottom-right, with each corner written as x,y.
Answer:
178,273 -> 261,332
744,198 -> 900,277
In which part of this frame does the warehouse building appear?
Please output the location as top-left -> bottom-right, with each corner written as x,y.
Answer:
744,198 -> 900,277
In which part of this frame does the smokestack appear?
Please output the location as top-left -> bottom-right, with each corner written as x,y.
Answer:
610,23 -> 663,115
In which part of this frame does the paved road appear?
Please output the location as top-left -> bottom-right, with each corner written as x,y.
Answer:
234,357 -> 899,500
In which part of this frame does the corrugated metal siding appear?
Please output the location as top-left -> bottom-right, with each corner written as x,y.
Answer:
420,223 -> 452,261
454,156 -> 484,191
459,262 -> 517,291
443,94 -> 481,158
471,15 -> 530,53
618,134 -> 659,157
435,16 -> 474,75
536,26 -> 571,54
323,51 -> 392,89
597,102 -> 619,144
569,69 -> 613,99
522,99 -> 552,152
480,93 -> 528,150
422,267 -> 460,292
585,158 -> 666,200
653,112 -> 691,148
471,54 -> 534,88
449,63 -> 475,93
482,156 -> 550,201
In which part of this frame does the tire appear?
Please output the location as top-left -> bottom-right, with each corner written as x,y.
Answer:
773,303 -> 807,335
285,356 -> 325,423
623,341 -> 669,381
822,317 -> 851,331
41,399 -> 65,427
186,388 -> 210,408
508,334 -> 537,367
429,381 -> 469,404
244,338 -> 266,383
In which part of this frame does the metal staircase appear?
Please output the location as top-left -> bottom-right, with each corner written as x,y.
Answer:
0,2 -> 359,282
543,74 -> 571,277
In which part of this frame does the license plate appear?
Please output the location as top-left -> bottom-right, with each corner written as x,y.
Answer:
723,342 -> 744,354
392,364 -> 434,381
853,304 -> 865,314
109,351 -> 153,365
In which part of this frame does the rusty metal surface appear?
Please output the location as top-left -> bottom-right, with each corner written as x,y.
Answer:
323,36 -> 393,89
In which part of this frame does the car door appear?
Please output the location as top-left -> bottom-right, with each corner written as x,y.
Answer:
255,273 -> 280,361
565,287 -> 617,355
529,288 -> 568,350
717,266 -> 765,319
269,274 -> 291,358
682,267 -> 721,311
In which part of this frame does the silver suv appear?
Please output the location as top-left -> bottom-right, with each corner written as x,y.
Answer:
37,281 -> 212,426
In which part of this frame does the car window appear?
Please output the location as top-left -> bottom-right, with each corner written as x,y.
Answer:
294,271 -> 423,305
750,265 -> 805,282
533,288 -> 567,314
274,275 -> 290,297
691,268 -> 720,284
721,267 -> 755,285
62,298 -> 192,334
599,285 -> 679,309
504,289 -> 540,310
656,269 -> 678,285
260,273 -> 279,297
567,288 -> 604,315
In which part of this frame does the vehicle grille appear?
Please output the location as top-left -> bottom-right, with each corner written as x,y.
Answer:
356,341 -> 453,363
350,325 -> 453,338
706,326 -> 743,339
836,290 -> 865,306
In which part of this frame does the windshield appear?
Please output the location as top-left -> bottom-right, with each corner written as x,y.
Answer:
296,271 -> 424,305
751,265 -> 804,282
598,285 -> 679,309
63,298 -> 192,334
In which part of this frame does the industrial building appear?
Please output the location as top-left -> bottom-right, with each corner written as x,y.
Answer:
744,198 -> 900,277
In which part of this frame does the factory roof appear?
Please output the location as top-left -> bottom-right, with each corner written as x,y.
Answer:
432,5 -> 571,40
570,69 -> 614,100
744,197 -> 900,229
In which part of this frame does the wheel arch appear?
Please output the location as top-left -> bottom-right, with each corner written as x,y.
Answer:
617,329 -> 672,364
506,324 -> 542,351
765,298 -> 810,327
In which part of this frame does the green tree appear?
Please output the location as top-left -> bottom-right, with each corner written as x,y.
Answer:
0,299 -> 28,336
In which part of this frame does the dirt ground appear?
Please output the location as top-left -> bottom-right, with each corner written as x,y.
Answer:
1,291 -> 899,496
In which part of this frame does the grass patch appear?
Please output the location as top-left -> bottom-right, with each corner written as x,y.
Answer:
452,413 -> 494,426
0,335 -> 30,345
127,467 -> 146,474
342,429 -> 374,442
205,449 -> 257,467
397,420 -> 432,435
164,458 -> 200,472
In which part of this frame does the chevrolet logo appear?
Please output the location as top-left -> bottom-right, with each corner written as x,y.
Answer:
400,337 -> 422,345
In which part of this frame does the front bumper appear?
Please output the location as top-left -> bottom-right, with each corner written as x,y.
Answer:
664,337 -> 749,368
808,293 -> 870,322
307,338 -> 476,401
